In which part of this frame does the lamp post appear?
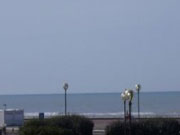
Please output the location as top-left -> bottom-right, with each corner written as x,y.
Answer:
125,89 -> 134,123
121,91 -> 128,135
63,82 -> 69,115
121,92 -> 127,122
135,84 -> 141,119
124,89 -> 134,135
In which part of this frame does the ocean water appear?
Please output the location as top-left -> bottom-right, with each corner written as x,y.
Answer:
0,92 -> 180,118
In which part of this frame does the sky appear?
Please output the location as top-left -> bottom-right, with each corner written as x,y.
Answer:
0,0 -> 180,94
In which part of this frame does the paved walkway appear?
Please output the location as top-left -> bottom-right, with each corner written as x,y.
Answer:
93,129 -> 105,135
92,118 -> 118,135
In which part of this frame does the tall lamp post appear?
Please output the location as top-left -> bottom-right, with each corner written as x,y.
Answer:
121,90 -> 129,135
135,84 -> 141,119
63,82 -> 69,115
125,89 -> 134,123
125,89 -> 134,135
121,91 -> 127,122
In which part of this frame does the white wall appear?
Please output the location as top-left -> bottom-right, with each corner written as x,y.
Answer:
0,109 -> 24,127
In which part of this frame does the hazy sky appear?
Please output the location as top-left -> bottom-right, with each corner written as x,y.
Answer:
0,0 -> 180,94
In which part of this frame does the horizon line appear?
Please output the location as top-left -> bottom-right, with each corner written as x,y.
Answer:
0,90 -> 180,96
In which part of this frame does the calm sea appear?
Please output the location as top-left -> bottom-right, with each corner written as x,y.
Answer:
0,92 -> 180,118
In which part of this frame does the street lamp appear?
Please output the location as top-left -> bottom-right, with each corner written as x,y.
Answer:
121,91 -> 128,121
135,84 -> 141,119
121,90 -> 129,135
125,89 -> 134,123
63,82 -> 69,115
125,89 -> 134,135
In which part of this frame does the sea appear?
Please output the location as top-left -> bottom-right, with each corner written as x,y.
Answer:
0,92 -> 180,118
